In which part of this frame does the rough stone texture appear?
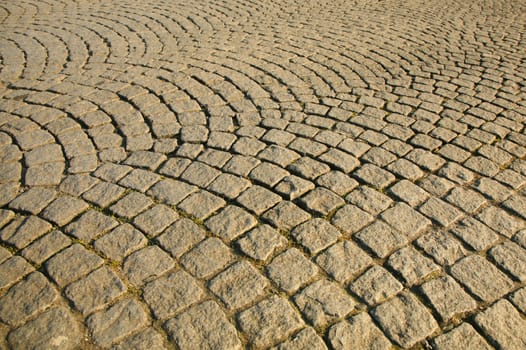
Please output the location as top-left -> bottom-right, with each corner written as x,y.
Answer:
7,307 -> 81,350
209,261 -> 268,310
274,327 -> 327,350
350,265 -> 403,306
2,0 -> 526,347
236,225 -> 288,262
387,246 -> 440,286
432,323 -> 492,350
180,237 -> 234,279
143,270 -> 203,320
372,292 -> 439,348
328,313 -> 392,350
0,272 -> 58,327
294,279 -> 355,328
450,255 -> 514,303
123,246 -> 174,286
206,205 -> 257,242
420,275 -> 477,322
267,248 -> 318,294
315,240 -> 372,283
291,218 -> 341,255
87,298 -> 149,348
164,300 -> 241,350
45,244 -> 104,287
474,300 -> 526,350
238,295 -> 304,348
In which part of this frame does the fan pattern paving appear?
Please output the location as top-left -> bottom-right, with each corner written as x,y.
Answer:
1,0 -> 526,349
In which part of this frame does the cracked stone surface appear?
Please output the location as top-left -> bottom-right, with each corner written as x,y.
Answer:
1,0 -> 526,348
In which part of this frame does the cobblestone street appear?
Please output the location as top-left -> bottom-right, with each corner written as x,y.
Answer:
1,0 -> 526,348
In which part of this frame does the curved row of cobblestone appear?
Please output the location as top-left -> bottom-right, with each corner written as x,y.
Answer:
1,0 -> 526,349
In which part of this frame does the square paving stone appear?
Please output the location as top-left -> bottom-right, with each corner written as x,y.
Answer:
8,307 -> 80,350
328,313 -> 392,350
387,158 -> 425,181
510,287 -> 526,314
223,154 -> 260,176
113,328 -> 168,350
237,185 -> 282,215
45,243 -> 103,287
0,272 -> 58,327
354,163 -> 396,189
8,187 -> 57,214
275,175 -> 315,200
180,161 -> 220,188
504,194 -> 526,220
419,197 -> 463,227
372,291 -> 439,348
349,265 -> 403,305
315,240 -> 372,283
331,204 -> 374,236
0,215 -> 52,249
178,190 -> 226,220
250,162 -> 290,187
474,177 -> 513,202
158,157 -> 191,178
291,218 -> 341,255
381,203 -> 431,239
355,221 -> 409,259
299,187 -> 345,216
94,223 -> 147,262
266,248 -> 318,294
477,206 -> 524,238
147,178 -> 197,205
450,255 -> 514,303
209,261 -> 268,310
93,162 -> 132,182
474,300 -> 526,350
294,279 -> 355,328
316,170 -> 358,196
437,162 -> 475,185
206,205 -> 258,242
41,196 -> 89,227
450,217 -> 499,251
261,201 -> 310,232
232,136 -> 266,156
274,327 -> 327,350
65,266 -> 126,315
420,275 -> 477,322
25,162 -> 64,186
207,173 -> 250,199
236,225 -> 288,262
143,270 -> 204,320
124,150 -> 166,170
346,186 -> 393,215
415,229 -> 466,266
164,300 -> 241,350
0,256 -> 34,289
118,168 -> 160,192
287,156 -> 330,180
21,230 -> 71,265
156,218 -> 206,259
418,174 -> 454,197
65,209 -> 118,241
133,204 -> 178,238
180,237 -> 234,279
238,295 -> 304,349
109,191 -> 153,220
488,241 -> 526,282
82,181 -> 126,207
388,179 -> 429,206
123,246 -> 174,287
319,148 -> 360,173
432,323 -> 492,350
87,298 -> 149,348
387,246 -> 440,286
445,187 -> 487,214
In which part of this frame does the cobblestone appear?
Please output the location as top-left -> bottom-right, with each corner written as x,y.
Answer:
2,0 -> 526,347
